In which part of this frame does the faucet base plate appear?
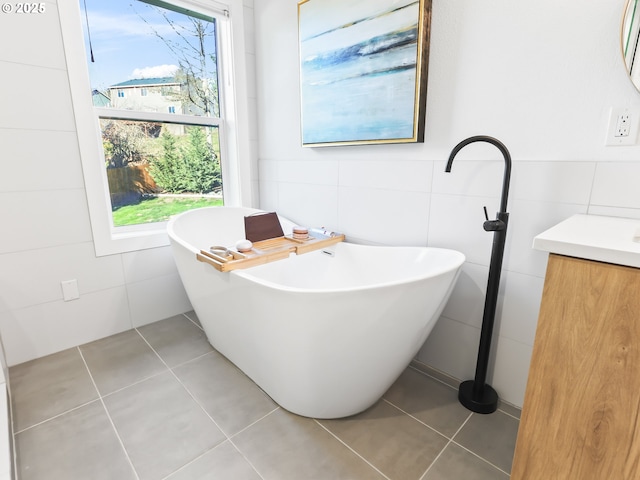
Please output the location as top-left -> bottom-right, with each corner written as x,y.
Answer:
458,380 -> 498,414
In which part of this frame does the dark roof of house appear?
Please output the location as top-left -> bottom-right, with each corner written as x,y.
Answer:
111,77 -> 179,88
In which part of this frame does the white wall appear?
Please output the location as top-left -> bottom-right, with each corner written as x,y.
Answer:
2,0 -> 639,410
254,0 -> 640,407
0,0 -> 257,366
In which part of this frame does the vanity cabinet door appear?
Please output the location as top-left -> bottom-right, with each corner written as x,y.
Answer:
511,254 -> 640,479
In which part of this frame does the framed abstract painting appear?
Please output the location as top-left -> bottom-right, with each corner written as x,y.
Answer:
298,0 -> 432,147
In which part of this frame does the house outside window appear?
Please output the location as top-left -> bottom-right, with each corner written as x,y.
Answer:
59,0 -> 250,255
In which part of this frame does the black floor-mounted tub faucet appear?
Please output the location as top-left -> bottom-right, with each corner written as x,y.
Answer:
446,135 -> 512,414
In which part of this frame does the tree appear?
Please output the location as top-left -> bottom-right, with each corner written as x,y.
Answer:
101,120 -> 147,168
140,9 -> 219,116
148,127 -> 221,194
183,126 -> 220,193
148,130 -> 188,193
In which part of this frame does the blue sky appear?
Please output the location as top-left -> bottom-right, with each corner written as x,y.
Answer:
80,0 -> 217,91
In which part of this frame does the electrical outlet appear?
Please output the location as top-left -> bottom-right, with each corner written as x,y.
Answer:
615,113 -> 631,137
606,108 -> 639,145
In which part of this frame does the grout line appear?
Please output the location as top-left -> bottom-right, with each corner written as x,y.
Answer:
76,347 -> 140,480
181,311 -> 204,331
98,369 -> 168,399
418,412 -> 473,480
313,419 -> 392,480
225,407 -> 282,480
13,398 -> 100,435
380,398 -> 450,441
228,406 -> 280,440
407,363 -> 522,419
133,329 -> 229,438
449,439 -> 512,477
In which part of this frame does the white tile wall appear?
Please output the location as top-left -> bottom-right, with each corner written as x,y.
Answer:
0,63 -> 75,131
255,0 -> 640,409
0,242 -> 124,312
126,273 -> 192,328
591,162 -> 640,209
0,288 -> 132,366
338,187 -> 430,245
0,130 -> 84,192
0,2 -> 66,69
0,190 -> 93,254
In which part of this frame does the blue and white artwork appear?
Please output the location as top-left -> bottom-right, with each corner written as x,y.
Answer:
298,0 -> 428,146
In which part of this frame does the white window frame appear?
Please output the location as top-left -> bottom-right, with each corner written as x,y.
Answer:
59,0 -> 252,256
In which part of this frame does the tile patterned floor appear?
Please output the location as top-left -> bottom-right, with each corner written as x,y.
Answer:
9,312 -> 519,480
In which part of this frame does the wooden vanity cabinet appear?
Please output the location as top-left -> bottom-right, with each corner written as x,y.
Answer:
511,253 -> 640,479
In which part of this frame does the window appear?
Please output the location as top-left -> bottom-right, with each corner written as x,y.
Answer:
59,0 -> 251,255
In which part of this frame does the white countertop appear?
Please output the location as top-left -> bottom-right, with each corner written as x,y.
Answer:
533,214 -> 640,268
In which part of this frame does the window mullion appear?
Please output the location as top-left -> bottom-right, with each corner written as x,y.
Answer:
94,107 -> 221,127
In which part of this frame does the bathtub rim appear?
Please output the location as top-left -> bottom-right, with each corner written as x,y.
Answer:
167,206 -> 466,294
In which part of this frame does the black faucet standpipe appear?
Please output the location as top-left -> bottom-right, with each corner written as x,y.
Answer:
445,135 -> 512,414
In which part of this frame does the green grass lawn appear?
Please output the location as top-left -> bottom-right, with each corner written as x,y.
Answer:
112,196 -> 223,226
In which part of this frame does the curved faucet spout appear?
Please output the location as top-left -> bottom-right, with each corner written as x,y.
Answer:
445,135 -> 512,213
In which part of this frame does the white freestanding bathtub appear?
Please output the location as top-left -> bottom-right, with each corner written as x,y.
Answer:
167,207 -> 465,418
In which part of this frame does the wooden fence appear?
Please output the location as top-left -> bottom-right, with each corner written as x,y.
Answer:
107,165 -> 158,207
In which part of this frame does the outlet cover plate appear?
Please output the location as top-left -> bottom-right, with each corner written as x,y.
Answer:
606,107 -> 639,146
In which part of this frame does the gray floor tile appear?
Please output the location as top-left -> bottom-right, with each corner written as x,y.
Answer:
319,400 -> 448,480
9,347 -> 98,432
103,371 -> 226,480
233,408 -> 387,480
453,410 -> 519,474
174,351 -> 277,436
137,314 -> 213,367
183,310 -> 202,328
79,329 -> 167,395
167,441 -> 262,480
423,443 -> 509,480
15,400 -> 136,480
384,367 -> 471,438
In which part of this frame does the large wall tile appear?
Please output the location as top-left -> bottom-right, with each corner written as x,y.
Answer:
0,287 -> 131,366
512,161 -> 596,204
428,193 -> 495,265
504,200 -> 587,277
441,263 -> 488,330
278,183 -> 338,229
0,130 -> 84,193
0,242 -> 124,312
490,337 -> 533,408
278,160 -> 339,185
496,270 -> 544,347
432,159 -> 505,198
338,187 -> 430,245
417,316 -> 479,383
340,160 -> 432,192
0,5 -> 66,69
0,62 -> 75,131
121,246 -> 179,284
591,162 -> 640,209
127,274 -> 192,328
0,190 -> 92,254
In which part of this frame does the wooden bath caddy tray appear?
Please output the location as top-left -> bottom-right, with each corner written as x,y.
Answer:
196,233 -> 345,272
